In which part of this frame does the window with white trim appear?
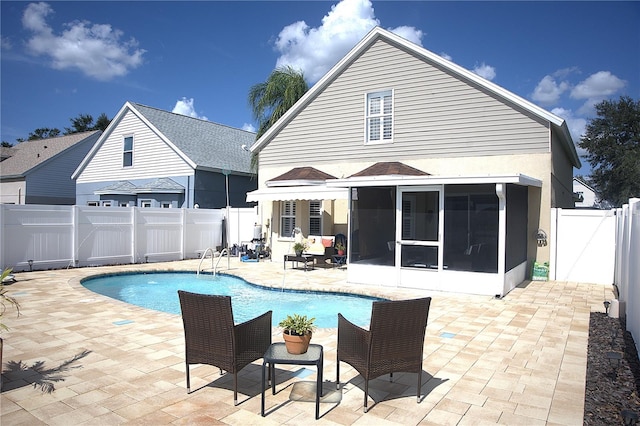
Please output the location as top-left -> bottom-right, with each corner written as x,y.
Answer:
101,201 -> 112,207
123,136 -> 133,167
87,201 -> 99,207
141,200 -> 152,208
309,200 -> 322,235
280,201 -> 296,238
161,201 -> 172,208
365,90 -> 393,143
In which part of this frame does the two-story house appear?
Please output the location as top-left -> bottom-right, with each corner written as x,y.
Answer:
73,102 -> 256,209
247,27 -> 580,296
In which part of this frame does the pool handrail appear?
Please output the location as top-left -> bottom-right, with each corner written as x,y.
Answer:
197,248 -> 215,275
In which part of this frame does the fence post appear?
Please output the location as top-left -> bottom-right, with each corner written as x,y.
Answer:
132,206 -> 137,263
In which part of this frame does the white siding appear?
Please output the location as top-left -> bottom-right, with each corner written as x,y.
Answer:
260,39 -> 550,167
77,110 -> 193,183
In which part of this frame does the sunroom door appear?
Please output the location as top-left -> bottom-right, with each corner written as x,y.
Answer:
397,186 -> 444,288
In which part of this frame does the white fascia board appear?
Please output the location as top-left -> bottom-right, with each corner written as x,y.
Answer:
246,185 -> 349,202
325,174 -> 542,188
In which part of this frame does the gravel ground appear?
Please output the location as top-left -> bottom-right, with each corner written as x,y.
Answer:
584,312 -> 640,425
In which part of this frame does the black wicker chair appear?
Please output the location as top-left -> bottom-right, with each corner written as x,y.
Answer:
178,290 -> 272,405
336,297 -> 432,412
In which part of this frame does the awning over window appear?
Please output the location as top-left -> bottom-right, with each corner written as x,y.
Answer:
246,185 -> 349,202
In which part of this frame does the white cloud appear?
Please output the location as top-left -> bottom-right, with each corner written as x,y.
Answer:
274,0 -> 423,83
570,71 -> 626,117
440,52 -> 453,61
22,2 -> 145,81
172,98 -> 208,120
531,75 -> 570,105
242,123 -> 256,132
473,62 -> 496,81
570,71 -> 626,100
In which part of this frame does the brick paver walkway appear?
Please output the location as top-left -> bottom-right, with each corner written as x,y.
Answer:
1,258 -> 612,425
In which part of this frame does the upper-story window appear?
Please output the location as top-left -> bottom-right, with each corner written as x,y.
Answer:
123,136 -> 133,167
365,90 -> 393,143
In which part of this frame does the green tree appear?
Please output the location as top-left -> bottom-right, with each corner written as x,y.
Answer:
65,114 -> 95,134
248,66 -> 308,170
28,128 -> 61,140
579,96 -> 640,207
1,141 -> 13,147
94,113 -> 111,131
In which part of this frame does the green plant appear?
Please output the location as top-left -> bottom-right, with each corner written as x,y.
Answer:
335,242 -> 345,251
293,241 -> 308,253
278,314 -> 316,336
0,268 -> 20,332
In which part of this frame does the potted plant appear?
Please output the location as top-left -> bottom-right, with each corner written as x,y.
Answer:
278,314 -> 316,354
335,242 -> 346,256
293,240 -> 308,257
1,268 -> 20,376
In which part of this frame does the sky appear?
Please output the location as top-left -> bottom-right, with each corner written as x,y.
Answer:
1,1 -> 638,176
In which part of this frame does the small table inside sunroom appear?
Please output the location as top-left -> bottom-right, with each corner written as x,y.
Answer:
261,342 -> 324,419
284,254 -> 315,271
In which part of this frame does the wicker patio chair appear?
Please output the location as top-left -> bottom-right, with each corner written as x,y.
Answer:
336,297 -> 432,412
178,290 -> 272,405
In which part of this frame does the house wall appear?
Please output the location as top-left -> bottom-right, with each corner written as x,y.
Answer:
0,180 -> 26,204
76,109 -> 193,183
551,130 -> 576,209
26,135 -> 98,205
76,176 -> 193,208
259,38 -> 551,170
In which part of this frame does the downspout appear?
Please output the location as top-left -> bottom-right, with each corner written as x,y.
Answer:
496,183 -> 507,296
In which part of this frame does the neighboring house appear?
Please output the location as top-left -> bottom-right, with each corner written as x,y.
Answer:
0,131 -> 101,205
573,177 -> 600,208
73,102 -> 256,209
247,27 -> 581,297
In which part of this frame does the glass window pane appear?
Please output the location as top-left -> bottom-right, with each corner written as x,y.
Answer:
402,192 -> 439,242
123,152 -> 132,167
383,95 -> 392,114
383,116 -> 392,139
401,245 -> 438,269
124,136 -> 133,151
369,97 -> 380,114
369,118 -> 380,140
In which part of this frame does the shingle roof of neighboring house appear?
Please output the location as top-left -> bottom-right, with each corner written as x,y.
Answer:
135,177 -> 184,193
130,102 -> 254,174
350,162 -> 430,177
95,178 -> 185,195
0,131 -> 101,179
251,26 -> 580,169
1,146 -> 18,161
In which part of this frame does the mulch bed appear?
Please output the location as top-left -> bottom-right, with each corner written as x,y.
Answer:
584,312 -> 640,425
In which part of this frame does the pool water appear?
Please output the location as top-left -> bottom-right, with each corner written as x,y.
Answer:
81,272 -> 382,328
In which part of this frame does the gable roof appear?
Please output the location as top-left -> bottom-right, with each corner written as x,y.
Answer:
269,167 -> 337,182
1,131 -> 101,179
73,102 -> 255,179
251,26 -> 580,168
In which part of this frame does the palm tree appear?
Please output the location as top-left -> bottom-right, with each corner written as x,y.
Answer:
248,66 -> 309,171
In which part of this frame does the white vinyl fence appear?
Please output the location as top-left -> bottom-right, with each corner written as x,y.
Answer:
550,201 -> 640,354
0,204 -> 259,272
550,208 -> 617,285
614,198 -> 640,355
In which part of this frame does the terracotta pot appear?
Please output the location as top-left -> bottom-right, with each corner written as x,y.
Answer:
283,331 -> 312,354
337,250 -> 345,256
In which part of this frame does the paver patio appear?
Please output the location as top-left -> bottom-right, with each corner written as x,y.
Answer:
1,257 -> 612,425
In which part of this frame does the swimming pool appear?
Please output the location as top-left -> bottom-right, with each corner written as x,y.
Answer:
81,272 -> 383,328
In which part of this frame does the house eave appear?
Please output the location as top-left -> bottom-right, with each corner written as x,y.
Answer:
326,173 -> 543,188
